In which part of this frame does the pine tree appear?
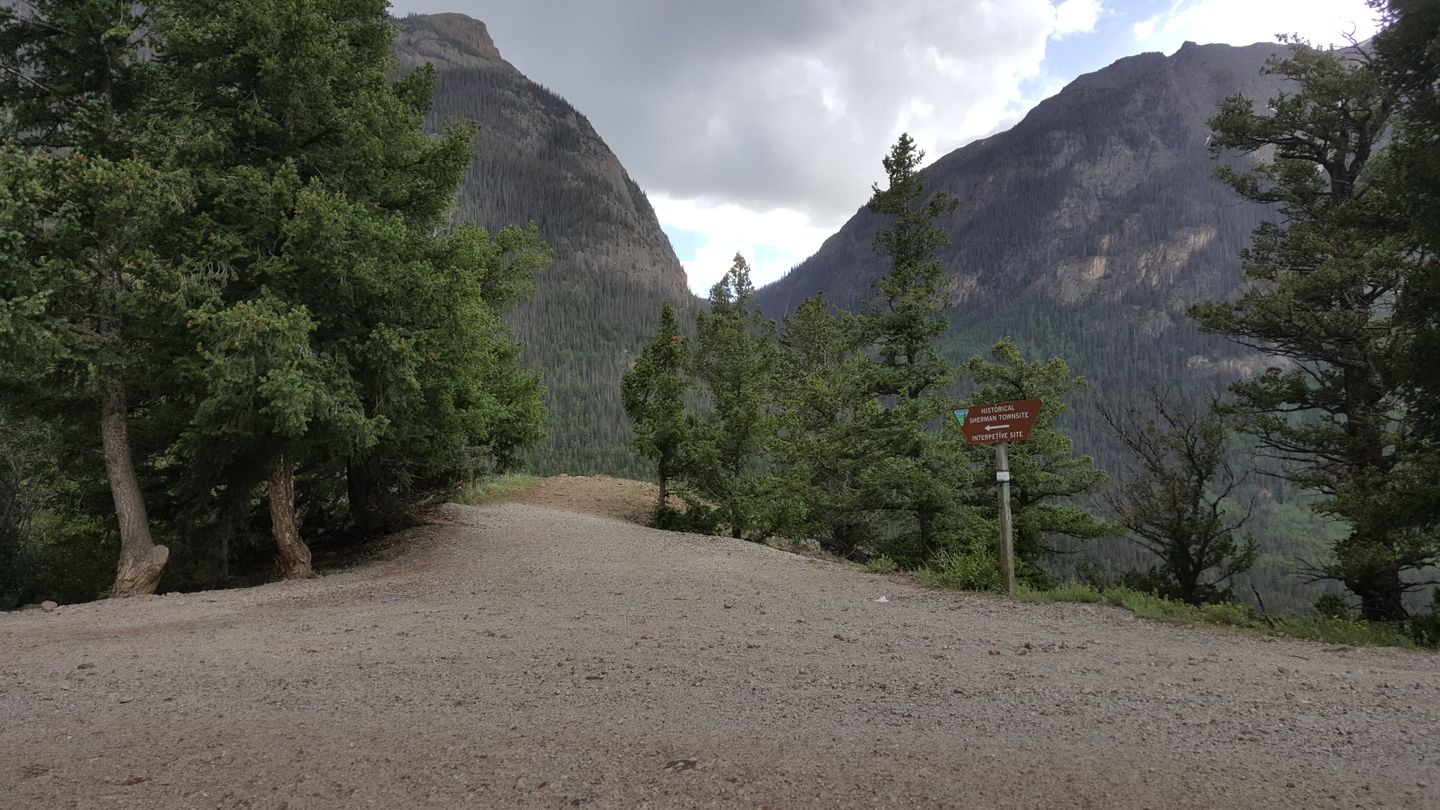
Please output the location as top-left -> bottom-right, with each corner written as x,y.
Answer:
156,0 -> 549,555
963,339 -> 1112,580
774,295 -> 879,558
0,2 -> 188,595
180,292 -> 372,578
861,133 -> 956,402
622,303 -> 693,521
1192,43 -> 1433,621
856,133 -> 960,557
686,255 -> 782,539
1377,2 -> 1440,544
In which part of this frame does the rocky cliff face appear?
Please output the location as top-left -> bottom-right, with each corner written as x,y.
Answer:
393,14 -> 696,476
755,42 -> 1289,387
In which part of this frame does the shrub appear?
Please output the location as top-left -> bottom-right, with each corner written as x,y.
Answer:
652,494 -> 722,535
918,548 -> 1001,591
1408,591 -> 1440,648
1271,616 -> 1416,648
1198,601 -> 1255,627
1017,582 -> 1105,604
864,555 -> 899,573
1313,592 -> 1352,620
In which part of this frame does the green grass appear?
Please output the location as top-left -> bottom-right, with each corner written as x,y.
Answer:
455,474 -> 539,505
1267,616 -> 1418,647
863,556 -> 899,573
951,579 -> 1425,649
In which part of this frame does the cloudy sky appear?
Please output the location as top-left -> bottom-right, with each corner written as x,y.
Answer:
387,0 -> 1380,293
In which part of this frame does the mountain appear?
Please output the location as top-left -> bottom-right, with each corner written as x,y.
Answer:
753,42 -> 1349,609
393,13 -> 697,476
756,41 -> 1288,397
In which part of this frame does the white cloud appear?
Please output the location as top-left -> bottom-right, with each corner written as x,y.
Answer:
1052,0 -> 1104,39
415,0 -> 1065,228
652,195 -> 835,294
1132,0 -> 1379,51
1132,14 -> 1160,41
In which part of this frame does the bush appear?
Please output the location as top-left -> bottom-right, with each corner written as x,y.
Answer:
1104,588 -> 1202,622
651,495 -> 722,535
864,555 -> 899,573
904,566 -> 1424,649
1017,582 -> 1104,603
1313,592 -> 1352,620
1408,591 -> 1440,648
0,531 -> 28,609
1271,616 -> 1416,648
1197,601 -> 1255,627
918,547 -> 1002,592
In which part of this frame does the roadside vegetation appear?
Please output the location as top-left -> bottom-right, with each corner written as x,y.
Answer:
457,475 -> 541,506
885,556 -> 1431,649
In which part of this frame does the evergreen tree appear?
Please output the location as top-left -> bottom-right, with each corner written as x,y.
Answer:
1101,390 -> 1257,605
0,2 -> 188,595
156,0 -> 549,555
180,292 -> 372,578
963,339 -> 1112,581
856,133 -> 960,557
861,133 -> 957,401
1192,43 -> 1435,621
688,255 -> 782,539
1376,1 -> 1440,545
622,303 -> 693,521
774,295 -> 879,558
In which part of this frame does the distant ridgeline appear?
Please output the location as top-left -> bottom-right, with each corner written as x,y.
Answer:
393,13 -> 699,478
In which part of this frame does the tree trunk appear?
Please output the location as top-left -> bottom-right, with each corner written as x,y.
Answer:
267,456 -> 313,579
346,455 -> 417,535
1354,570 -> 1408,623
917,506 -> 937,559
103,374 -> 169,597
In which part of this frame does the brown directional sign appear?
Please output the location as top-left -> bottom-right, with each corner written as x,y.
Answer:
952,398 -> 1043,446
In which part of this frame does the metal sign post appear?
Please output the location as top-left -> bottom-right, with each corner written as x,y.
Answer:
954,399 -> 1040,598
995,442 -> 1015,596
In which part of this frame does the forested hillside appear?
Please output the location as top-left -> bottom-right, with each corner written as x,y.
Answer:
393,14 -> 699,477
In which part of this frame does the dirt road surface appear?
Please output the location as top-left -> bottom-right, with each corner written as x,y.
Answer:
2,500 -> 1437,809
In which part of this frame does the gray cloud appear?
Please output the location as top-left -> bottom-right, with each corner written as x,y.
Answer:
389,0 -> 1073,221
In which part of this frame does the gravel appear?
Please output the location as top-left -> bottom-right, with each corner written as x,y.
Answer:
1,502 -> 1437,809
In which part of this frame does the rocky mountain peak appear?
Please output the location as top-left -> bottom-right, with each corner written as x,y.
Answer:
393,13 -> 513,73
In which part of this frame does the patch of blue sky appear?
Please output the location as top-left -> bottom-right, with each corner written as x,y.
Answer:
1041,0 -> 1179,87
661,224 -> 707,262
746,243 -> 807,288
753,243 -> 797,274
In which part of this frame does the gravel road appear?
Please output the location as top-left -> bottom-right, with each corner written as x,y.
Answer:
2,502 -> 1437,809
